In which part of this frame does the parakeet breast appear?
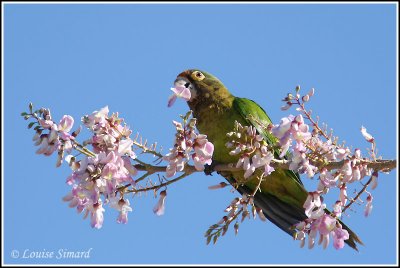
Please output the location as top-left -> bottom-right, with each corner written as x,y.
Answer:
191,97 -> 246,165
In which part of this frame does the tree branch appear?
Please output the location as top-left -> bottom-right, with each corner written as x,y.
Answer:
212,158 -> 396,174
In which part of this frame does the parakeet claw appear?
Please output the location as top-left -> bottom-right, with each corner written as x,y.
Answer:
204,161 -> 218,176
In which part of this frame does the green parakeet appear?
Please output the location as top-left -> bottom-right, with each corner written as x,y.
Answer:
173,69 -> 363,251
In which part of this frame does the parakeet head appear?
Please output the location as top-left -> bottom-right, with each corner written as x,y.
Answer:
174,69 -> 233,111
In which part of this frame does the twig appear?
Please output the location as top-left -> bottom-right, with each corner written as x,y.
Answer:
342,171 -> 376,214
127,168 -> 195,193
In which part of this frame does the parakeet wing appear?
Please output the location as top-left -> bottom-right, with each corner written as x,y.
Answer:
232,97 -> 303,186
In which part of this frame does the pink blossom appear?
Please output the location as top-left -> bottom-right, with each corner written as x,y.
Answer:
165,163 -> 178,178
341,160 -> 352,176
333,201 -> 342,218
58,115 -> 74,132
308,225 -> 318,249
335,147 -> 350,161
236,156 -> 247,169
251,150 -> 274,169
318,168 -> 338,190
164,121 -> 214,176
264,164 -> 275,176
292,116 -> 311,142
62,185 -> 85,209
38,118 -> 54,129
341,160 -> 353,182
354,148 -> 361,159
193,141 -> 214,171
90,202 -> 105,229
195,141 -> 214,159
35,136 -> 60,156
165,154 -> 185,177
332,225 -> 349,250
364,194 -> 373,217
370,170 -> 379,190
360,126 -> 374,143
339,185 -> 348,206
101,162 -> 119,180
272,116 -> 293,139
123,157 -> 138,177
360,164 -> 372,179
351,166 -> 361,182
281,102 -> 292,111
66,173 -> 77,185
110,198 -> 132,224
117,138 -> 134,157
279,139 -> 291,159
318,214 -> 337,236
296,212 -> 350,250
244,165 -> 256,179
256,207 -> 267,222
82,106 -> 109,129
153,190 -> 167,216
167,86 -> 191,107
303,192 -> 324,218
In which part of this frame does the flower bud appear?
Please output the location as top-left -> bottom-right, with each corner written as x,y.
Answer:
370,170 -> 379,190
281,102 -> 292,111
208,182 -> 228,190
234,222 -> 239,235
302,94 -> 310,102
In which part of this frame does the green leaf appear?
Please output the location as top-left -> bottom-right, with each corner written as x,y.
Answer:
206,235 -> 212,245
29,102 -> 33,113
221,225 -> 228,236
213,235 -> 218,244
209,224 -> 219,230
27,122 -> 36,129
204,229 -> 212,237
21,112 -> 28,116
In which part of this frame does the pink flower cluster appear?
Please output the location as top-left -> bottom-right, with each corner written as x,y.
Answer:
226,123 -> 275,179
33,108 -> 77,167
294,191 -> 350,250
81,106 -> 136,158
294,212 -> 349,250
164,119 -> 214,177
62,106 -> 137,228
271,114 -> 317,178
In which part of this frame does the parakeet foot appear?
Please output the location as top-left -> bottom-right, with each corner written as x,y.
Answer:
204,161 -> 220,176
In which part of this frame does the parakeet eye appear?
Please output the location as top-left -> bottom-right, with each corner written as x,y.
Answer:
191,71 -> 205,81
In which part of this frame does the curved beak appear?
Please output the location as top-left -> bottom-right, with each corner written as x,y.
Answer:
177,70 -> 191,79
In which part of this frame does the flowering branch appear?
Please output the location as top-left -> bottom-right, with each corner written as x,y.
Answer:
22,83 -> 396,251
22,104 -> 214,226
201,85 -> 396,250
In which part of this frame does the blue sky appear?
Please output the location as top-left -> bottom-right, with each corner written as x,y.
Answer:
3,2 -> 398,265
